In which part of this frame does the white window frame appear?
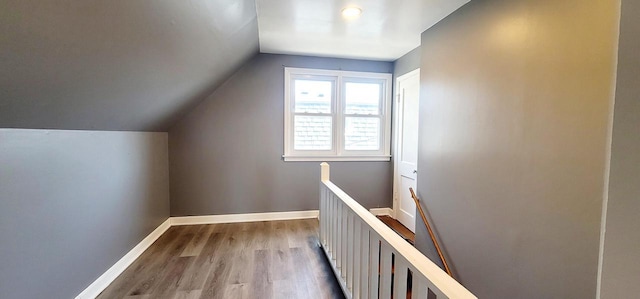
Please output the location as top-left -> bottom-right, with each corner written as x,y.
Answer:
283,67 -> 392,162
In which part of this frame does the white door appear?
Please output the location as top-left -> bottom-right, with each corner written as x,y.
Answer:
394,69 -> 420,232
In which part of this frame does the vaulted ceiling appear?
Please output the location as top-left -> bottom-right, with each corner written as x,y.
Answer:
0,0 -> 467,131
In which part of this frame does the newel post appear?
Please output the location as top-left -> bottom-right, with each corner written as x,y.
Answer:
319,162 -> 330,248
320,162 -> 330,182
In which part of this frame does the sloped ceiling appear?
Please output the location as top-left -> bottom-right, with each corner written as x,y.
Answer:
0,0 -> 259,131
0,0 -> 468,131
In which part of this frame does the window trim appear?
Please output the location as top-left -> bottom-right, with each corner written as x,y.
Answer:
283,67 -> 392,162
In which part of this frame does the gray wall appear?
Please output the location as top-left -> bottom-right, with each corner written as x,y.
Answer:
169,54 -> 393,216
0,129 -> 170,299
600,0 -> 640,297
0,0 -> 258,131
393,46 -> 421,78
414,0 -> 619,298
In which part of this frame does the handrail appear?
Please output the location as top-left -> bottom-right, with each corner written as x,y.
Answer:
319,162 -> 476,299
410,187 -> 454,278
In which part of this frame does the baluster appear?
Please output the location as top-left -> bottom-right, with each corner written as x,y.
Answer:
324,187 -> 328,247
337,200 -> 343,270
319,186 -> 324,247
369,233 -> 380,299
324,188 -> 329,248
331,194 -> 337,260
326,192 -> 331,256
323,190 -> 327,250
393,258 -> 409,299
335,195 -> 340,262
347,211 -> 354,291
353,219 -> 362,298
361,227 -> 371,298
414,278 -> 428,299
379,243 -> 393,298
341,203 -> 347,279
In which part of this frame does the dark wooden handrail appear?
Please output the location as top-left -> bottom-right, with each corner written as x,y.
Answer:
409,187 -> 454,278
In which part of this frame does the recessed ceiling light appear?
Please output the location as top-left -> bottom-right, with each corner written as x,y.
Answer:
341,7 -> 362,18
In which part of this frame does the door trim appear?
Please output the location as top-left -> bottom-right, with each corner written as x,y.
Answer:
392,68 -> 420,224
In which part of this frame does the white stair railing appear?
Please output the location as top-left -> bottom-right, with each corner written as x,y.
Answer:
319,162 -> 477,299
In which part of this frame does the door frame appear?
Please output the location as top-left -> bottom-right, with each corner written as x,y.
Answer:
392,68 -> 420,224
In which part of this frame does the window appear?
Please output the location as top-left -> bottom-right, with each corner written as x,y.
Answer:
284,68 -> 392,161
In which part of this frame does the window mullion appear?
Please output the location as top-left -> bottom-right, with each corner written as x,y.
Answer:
295,112 -> 333,117
336,74 -> 344,157
332,74 -> 342,156
343,114 -> 382,118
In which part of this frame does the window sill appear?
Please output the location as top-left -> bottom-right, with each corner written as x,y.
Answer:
282,155 -> 391,162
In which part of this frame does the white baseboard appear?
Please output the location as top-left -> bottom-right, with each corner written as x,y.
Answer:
171,210 -> 319,226
76,210 -> 320,298
75,218 -> 171,299
370,207 -> 394,216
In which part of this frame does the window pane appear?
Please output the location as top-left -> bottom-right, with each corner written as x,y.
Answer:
294,115 -> 332,150
345,117 -> 380,150
294,80 -> 332,113
345,82 -> 380,115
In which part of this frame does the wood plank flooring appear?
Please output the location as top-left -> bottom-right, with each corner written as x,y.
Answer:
377,215 -> 415,245
98,219 -> 345,299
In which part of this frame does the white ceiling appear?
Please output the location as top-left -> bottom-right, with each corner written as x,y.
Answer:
256,0 -> 469,61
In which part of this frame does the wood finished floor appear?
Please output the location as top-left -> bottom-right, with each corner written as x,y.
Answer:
98,219 -> 345,299
377,215 -> 415,245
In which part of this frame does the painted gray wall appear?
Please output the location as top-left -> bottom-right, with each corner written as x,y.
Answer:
0,0 -> 258,131
394,43 -> 445,271
393,47 -> 421,78
169,54 -> 393,216
0,129 -> 170,299
600,0 -> 640,297
414,0 -> 619,298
